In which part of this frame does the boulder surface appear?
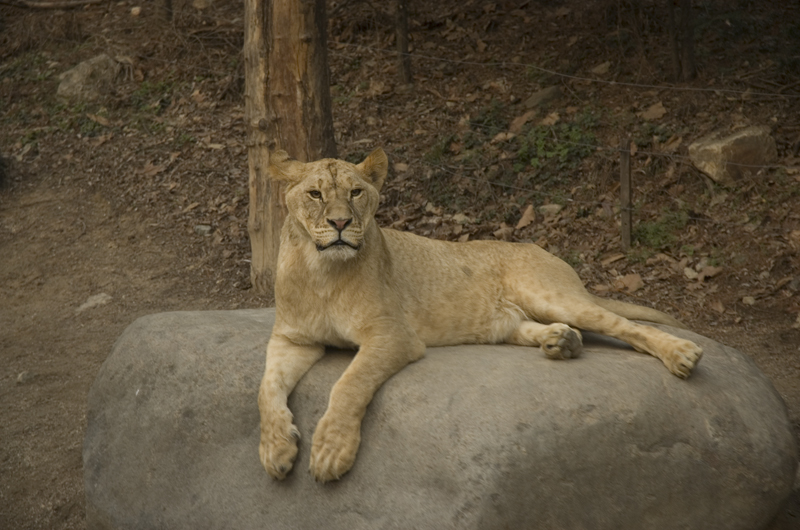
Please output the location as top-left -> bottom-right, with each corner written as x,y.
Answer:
688,126 -> 777,186
84,309 -> 797,530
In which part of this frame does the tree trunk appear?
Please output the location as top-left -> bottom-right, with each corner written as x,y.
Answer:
667,0 -> 681,81
395,0 -> 412,85
679,0 -> 696,80
244,0 -> 336,295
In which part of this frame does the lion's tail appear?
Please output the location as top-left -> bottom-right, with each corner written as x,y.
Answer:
591,295 -> 688,329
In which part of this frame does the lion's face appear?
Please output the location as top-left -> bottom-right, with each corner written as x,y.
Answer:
270,149 -> 388,261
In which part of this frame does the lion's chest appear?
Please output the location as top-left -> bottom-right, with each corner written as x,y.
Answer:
277,277 -> 365,349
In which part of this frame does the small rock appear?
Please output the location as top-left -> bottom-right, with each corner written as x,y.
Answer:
538,204 -> 563,216
523,86 -> 561,109
57,54 -> 121,103
688,126 -> 777,186
77,293 -> 113,314
194,225 -> 213,236
16,371 -> 34,384
130,6 -> 141,16
742,296 -> 756,306
684,267 -> 699,281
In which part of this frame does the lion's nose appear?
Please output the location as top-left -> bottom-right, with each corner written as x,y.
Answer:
327,218 -> 352,232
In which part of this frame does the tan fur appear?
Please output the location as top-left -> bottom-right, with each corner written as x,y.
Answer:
258,148 -> 703,482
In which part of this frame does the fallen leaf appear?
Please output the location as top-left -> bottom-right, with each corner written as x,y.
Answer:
539,112 -> 560,126
182,202 -> 200,213
616,273 -> 644,293
491,132 -> 515,144
452,213 -> 471,225
789,230 -> 800,250
710,300 -> 725,314
91,133 -> 113,147
142,161 -> 167,177
394,162 -> 409,173
458,233 -> 470,242
683,267 -> 699,280
591,61 -> 610,75
742,296 -> 756,306
662,134 -> 683,152
509,110 -> 537,134
516,205 -> 536,230
601,253 -> 626,267
698,265 -> 723,282
86,113 -> 110,127
493,223 -> 514,241
638,101 -> 666,120
476,39 -> 487,53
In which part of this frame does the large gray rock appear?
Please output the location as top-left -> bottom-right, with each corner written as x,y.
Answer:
688,126 -> 777,186
84,309 -> 797,530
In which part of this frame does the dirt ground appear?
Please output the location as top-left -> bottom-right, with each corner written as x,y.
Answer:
2,0 -> 799,528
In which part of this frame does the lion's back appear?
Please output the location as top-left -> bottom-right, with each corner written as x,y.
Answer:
381,229 -> 533,345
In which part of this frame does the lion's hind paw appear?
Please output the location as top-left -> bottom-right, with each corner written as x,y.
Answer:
541,324 -> 583,360
665,340 -> 703,379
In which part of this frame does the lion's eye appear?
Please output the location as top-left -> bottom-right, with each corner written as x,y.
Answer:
309,190 -> 322,199
350,189 -> 362,198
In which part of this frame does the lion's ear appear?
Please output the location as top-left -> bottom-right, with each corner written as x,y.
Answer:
357,148 -> 388,190
269,150 -> 305,184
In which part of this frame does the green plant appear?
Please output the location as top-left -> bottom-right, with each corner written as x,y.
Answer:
423,135 -> 453,165
130,80 -> 175,112
469,99 -> 507,133
633,209 -> 688,249
514,112 -> 596,173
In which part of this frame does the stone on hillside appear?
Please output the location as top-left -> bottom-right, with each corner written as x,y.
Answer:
523,86 -> 562,109
57,54 -> 120,102
84,309 -> 797,530
688,126 -> 777,186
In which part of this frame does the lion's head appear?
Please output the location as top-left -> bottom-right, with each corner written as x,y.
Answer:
269,148 -> 388,261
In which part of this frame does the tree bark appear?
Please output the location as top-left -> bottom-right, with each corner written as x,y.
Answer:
244,0 -> 336,295
679,0 -> 696,80
395,0 -> 412,85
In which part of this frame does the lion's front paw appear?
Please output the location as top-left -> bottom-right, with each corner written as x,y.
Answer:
663,339 -> 703,379
259,410 -> 301,480
309,413 -> 361,483
541,324 -> 583,360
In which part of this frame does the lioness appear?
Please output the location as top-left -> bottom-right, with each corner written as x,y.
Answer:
259,148 -> 702,483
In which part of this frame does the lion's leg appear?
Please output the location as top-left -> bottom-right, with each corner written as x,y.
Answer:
259,334 -> 325,480
310,333 -> 425,482
532,296 -> 702,378
506,321 -> 583,360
